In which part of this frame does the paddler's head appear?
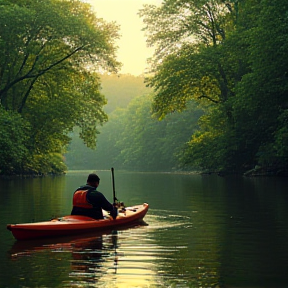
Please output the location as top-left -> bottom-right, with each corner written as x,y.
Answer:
87,173 -> 100,188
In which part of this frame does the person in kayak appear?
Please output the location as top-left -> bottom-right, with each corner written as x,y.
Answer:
71,173 -> 117,220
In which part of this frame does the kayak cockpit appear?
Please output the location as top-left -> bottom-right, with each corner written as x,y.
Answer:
52,215 -> 99,222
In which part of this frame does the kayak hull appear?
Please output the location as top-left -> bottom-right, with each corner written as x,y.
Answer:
7,203 -> 149,240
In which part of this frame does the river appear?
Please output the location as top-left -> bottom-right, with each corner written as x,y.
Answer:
1,170 -> 288,288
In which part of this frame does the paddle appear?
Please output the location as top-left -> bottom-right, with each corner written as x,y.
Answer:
111,167 -> 118,204
111,168 -> 125,215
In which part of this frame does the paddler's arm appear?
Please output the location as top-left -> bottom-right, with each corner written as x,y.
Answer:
88,191 -> 118,219
109,206 -> 118,220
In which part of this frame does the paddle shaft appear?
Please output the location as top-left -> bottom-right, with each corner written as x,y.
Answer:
111,167 -> 117,203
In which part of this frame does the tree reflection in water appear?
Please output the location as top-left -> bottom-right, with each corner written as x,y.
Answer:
69,231 -> 119,285
8,229 -> 125,286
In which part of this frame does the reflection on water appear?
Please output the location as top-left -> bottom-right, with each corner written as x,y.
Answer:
7,209 -> 222,288
6,217 -> 175,287
67,232 -> 118,287
2,172 -> 288,287
7,211 -> 199,287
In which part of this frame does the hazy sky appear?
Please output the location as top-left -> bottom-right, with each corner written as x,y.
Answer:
84,0 -> 161,75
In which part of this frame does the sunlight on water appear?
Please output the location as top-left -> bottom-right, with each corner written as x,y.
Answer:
8,210 -> 195,288
7,209 -> 209,288
61,211 -> 194,287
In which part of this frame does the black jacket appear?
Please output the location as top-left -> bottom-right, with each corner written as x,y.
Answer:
71,185 -> 115,219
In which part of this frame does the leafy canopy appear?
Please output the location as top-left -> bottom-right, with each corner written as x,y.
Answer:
0,0 -> 120,174
140,0 -> 288,174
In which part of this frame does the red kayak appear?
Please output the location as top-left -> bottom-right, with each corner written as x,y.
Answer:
7,203 -> 149,240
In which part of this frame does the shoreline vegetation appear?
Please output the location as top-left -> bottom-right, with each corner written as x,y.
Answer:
1,1 -> 288,179
1,165 -> 288,178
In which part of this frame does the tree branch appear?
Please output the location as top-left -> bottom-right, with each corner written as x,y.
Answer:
18,76 -> 39,113
28,44 -> 85,78
0,45 -> 85,101
15,27 -> 44,78
198,94 -> 220,104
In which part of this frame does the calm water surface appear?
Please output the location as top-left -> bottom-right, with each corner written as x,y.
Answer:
1,171 -> 288,288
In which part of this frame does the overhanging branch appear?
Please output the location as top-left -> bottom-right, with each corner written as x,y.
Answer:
0,45 -> 86,101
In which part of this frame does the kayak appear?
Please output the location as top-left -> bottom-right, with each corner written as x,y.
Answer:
7,203 -> 149,241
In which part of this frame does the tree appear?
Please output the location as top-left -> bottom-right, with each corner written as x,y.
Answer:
231,0 -> 288,172
0,0 -> 120,174
139,0 -> 245,172
0,0 -> 119,111
114,95 -> 202,171
139,0 -> 233,61
140,0 -> 288,174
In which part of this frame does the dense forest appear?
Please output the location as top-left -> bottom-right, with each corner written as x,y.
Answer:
65,74 -> 203,171
139,0 -> 288,175
1,0 -> 288,176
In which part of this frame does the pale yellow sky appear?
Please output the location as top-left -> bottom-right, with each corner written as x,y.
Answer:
84,0 -> 162,75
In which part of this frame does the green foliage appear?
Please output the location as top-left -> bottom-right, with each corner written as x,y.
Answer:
65,92 -> 202,172
0,0 -> 120,175
22,153 -> 66,175
230,0 -> 288,172
0,0 -> 119,111
181,106 -> 241,172
139,0 -> 231,59
0,107 -> 30,174
274,111 -> 288,164
140,0 -> 288,174
65,74 -> 153,170
141,0 -> 247,123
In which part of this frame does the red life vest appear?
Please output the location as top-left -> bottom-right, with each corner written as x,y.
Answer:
73,190 -> 93,209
